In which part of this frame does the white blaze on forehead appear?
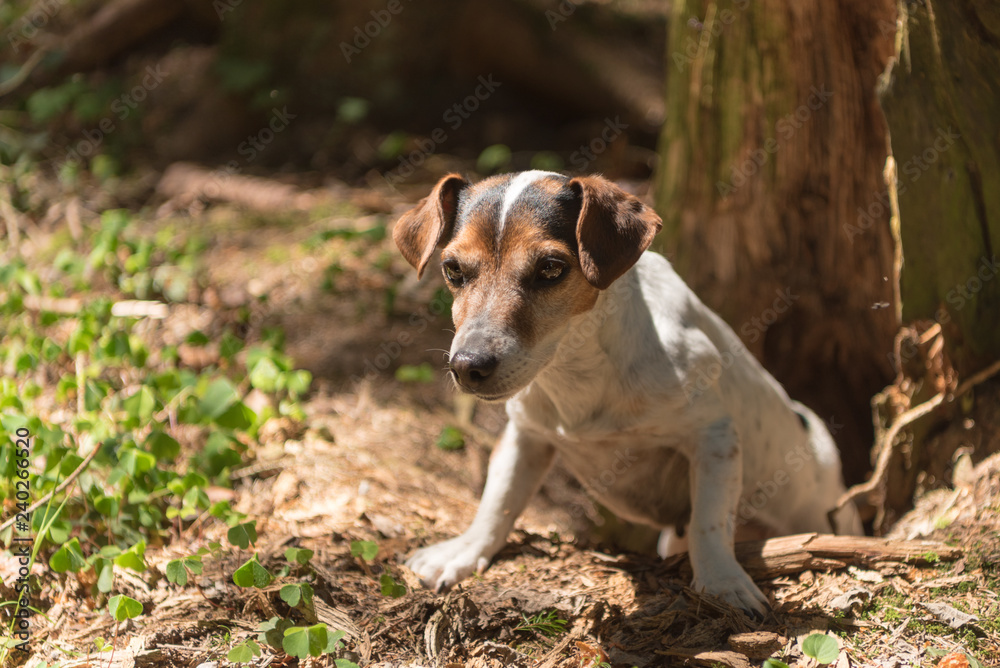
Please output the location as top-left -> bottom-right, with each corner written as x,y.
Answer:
498,170 -> 563,231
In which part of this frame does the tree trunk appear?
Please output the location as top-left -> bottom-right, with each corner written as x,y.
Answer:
654,0 -> 898,485
878,0 -> 1000,377
874,0 -> 1000,523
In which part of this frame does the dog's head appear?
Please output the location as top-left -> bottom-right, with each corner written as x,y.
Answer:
393,170 -> 661,400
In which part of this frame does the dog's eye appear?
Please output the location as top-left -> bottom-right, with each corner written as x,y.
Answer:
442,261 -> 465,286
535,259 -> 565,283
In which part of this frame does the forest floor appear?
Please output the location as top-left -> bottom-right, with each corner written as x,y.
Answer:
3,169 -> 999,668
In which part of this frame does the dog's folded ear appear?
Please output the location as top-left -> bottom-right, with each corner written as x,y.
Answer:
393,174 -> 468,277
569,175 -> 663,290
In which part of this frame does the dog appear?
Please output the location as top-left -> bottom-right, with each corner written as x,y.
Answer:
393,170 -> 862,615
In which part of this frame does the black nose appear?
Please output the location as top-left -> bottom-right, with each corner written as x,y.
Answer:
449,351 -> 499,390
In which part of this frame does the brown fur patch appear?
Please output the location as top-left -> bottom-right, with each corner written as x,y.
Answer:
531,175 -> 568,196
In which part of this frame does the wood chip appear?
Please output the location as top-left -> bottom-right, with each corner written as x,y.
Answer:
728,631 -> 787,659
658,648 -> 752,668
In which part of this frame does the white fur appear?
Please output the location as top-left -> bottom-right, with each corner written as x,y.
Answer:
498,170 -> 562,232
407,236 -> 862,615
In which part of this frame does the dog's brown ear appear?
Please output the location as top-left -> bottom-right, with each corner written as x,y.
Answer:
393,174 -> 468,277
569,175 -> 662,290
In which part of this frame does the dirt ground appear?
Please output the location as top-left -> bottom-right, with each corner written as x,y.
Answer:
7,175 -> 1000,668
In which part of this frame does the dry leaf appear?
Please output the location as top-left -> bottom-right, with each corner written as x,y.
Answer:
936,652 -> 970,668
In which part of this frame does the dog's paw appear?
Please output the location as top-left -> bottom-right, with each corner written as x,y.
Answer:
405,535 -> 495,592
692,568 -> 770,618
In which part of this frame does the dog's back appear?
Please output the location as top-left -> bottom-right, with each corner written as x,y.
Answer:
619,253 -> 860,536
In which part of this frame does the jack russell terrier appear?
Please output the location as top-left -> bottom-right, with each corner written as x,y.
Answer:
393,170 -> 862,615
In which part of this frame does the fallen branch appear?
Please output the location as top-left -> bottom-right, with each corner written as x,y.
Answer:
21,296 -> 168,319
664,533 -> 961,580
157,162 -> 322,213
0,46 -> 50,97
57,0 -> 183,74
736,532 -> 961,579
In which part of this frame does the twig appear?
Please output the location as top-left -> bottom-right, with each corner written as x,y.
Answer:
21,295 -> 83,314
110,300 -> 168,319
0,439 -> 100,533
21,296 -> 169,318
0,46 -> 49,97
76,352 -> 85,416
954,357 -> 1000,397
836,357 -> 1000,513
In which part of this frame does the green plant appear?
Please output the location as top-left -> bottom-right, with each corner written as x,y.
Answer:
228,638 -> 262,664
165,542 -> 222,587
280,582 -> 314,611
285,546 -> 315,566
379,572 -> 407,598
477,144 -> 512,174
514,610 -> 568,638
436,425 -> 465,451
105,594 -> 143,664
0,203 -> 332,664
350,540 -> 378,561
0,492 -> 71,665
256,617 -> 358,665
801,633 -> 839,665
233,554 -> 274,589
395,363 -> 435,383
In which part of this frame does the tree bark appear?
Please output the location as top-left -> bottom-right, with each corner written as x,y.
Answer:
654,0 -> 898,484
871,0 -> 1000,524
878,0 -> 1000,377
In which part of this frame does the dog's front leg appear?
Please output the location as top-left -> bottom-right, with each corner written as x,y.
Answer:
406,422 -> 555,591
688,417 -> 770,616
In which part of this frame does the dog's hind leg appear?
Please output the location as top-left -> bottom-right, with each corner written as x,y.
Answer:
791,402 -> 864,536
